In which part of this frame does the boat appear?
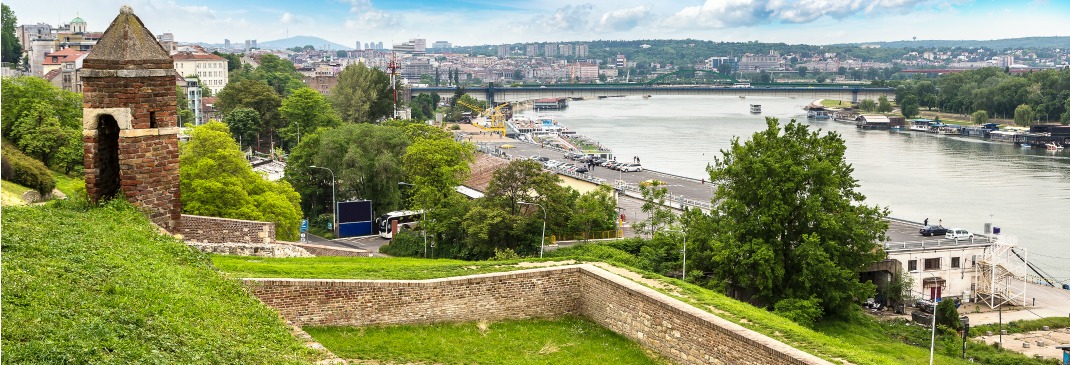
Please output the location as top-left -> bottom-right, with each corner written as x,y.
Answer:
1046,142 -> 1064,151
1021,143 -> 1031,149
750,104 -> 761,114
806,107 -> 830,119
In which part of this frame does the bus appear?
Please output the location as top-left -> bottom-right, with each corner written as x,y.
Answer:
376,210 -> 423,239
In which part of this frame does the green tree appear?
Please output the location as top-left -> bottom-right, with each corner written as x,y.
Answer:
222,107 -> 261,149
212,51 -> 242,72
877,95 -> 893,113
972,110 -> 990,125
796,66 -> 808,78
633,180 -> 676,238
331,62 -> 394,123
569,185 -> 618,240
180,121 -> 303,240
1,4 -> 21,66
278,88 -> 341,149
858,99 -> 877,112
935,299 -> 963,334
402,132 -> 475,241
216,79 -> 282,149
900,94 -> 920,118
815,73 -> 827,84
252,54 -> 306,96
1013,104 -> 1035,126
285,123 -> 410,218
705,118 -> 888,318
1,76 -> 83,173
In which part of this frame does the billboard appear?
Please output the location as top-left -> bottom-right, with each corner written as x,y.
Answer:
337,200 -> 373,237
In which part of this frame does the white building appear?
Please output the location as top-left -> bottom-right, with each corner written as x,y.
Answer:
172,52 -> 230,95
880,236 -> 994,304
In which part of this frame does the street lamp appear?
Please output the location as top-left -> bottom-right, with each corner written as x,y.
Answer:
309,165 -> 337,237
398,182 -> 428,257
911,269 -> 938,365
661,228 -> 687,281
518,201 -> 546,258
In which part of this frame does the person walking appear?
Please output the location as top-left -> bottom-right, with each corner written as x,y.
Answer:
924,218 -> 929,226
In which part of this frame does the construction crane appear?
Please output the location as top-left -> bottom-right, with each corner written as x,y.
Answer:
454,98 -> 508,136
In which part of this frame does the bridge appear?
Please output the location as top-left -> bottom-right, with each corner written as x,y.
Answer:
411,85 -> 895,104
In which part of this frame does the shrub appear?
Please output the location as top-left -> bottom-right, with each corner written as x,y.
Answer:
935,299 -> 962,334
1,143 -> 56,195
773,297 -> 823,328
379,230 -> 425,257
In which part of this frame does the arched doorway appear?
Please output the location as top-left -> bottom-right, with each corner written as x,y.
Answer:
96,115 -> 121,200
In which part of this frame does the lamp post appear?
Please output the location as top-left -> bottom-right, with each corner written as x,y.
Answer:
911,269 -> 938,365
309,165 -> 336,237
397,182 -> 428,258
518,201 -> 546,258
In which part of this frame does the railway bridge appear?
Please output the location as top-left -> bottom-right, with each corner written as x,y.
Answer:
411,85 -> 895,104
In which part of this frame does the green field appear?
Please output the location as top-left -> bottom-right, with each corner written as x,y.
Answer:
305,317 -> 667,365
1,200 -> 319,364
212,255 -> 542,280
1,179 -> 32,206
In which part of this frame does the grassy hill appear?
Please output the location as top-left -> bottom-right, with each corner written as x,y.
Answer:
1,199 -> 320,364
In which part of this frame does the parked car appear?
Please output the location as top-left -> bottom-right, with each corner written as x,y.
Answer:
575,166 -> 589,173
600,160 -> 616,167
545,160 -> 562,168
591,157 -> 607,165
919,225 -> 948,236
621,163 -> 643,172
946,228 -> 973,240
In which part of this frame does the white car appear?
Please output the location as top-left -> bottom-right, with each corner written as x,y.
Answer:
544,160 -> 562,168
620,163 -> 643,172
945,228 -> 973,240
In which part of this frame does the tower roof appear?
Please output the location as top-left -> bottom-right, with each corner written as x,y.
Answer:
71,16 -> 85,24
83,6 -> 171,68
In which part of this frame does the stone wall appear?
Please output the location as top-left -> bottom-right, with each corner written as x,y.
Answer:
244,265 -> 831,365
287,242 -> 372,257
186,242 -> 312,258
180,214 -> 275,244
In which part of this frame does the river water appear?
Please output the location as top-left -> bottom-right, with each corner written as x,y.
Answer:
530,95 -> 1070,283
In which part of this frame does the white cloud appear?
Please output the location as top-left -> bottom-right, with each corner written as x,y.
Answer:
280,12 -> 296,24
342,0 -> 400,30
598,6 -> 652,32
665,0 -> 773,29
664,0 -> 925,29
534,4 -> 594,32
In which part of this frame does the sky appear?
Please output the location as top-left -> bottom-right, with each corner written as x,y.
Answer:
6,0 -> 1070,48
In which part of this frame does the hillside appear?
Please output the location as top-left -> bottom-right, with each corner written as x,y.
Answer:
839,36 -> 1070,49
259,35 -> 353,51
1,200 -> 319,364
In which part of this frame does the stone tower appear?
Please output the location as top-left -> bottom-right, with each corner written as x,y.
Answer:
81,6 -> 181,231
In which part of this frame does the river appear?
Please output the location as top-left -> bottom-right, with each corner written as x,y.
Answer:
526,95 -> 1070,284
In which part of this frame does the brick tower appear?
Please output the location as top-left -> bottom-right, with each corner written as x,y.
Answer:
82,6 -> 180,231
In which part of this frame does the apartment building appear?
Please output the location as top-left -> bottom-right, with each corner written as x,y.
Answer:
172,52 -> 230,95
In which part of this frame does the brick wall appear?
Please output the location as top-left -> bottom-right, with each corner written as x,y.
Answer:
180,214 -> 275,244
244,265 -> 830,364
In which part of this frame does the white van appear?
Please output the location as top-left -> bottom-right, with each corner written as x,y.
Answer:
946,228 -> 973,240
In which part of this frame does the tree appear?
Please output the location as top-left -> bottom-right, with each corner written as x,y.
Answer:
935,299 -> 963,334
1,76 -> 83,173
837,66 -> 847,76
180,121 -> 303,240
569,185 -> 618,240
899,94 -> 920,118
815,73 -> 827,84
705,118 -> 888,318
215,79 -> 281,150
796,66 -> 808,78
252,54 -> 306,96
331,62 -> 394,123
972,110 -> 989,125
212,51 -> 242,72
1013,104 -> 1035,126
223,107 -> 261,149
858,99 -> 877,112
877,95 -> 893,113
401,131 -> 474,244
278,88 -> 341,149
1,4 -> 21,66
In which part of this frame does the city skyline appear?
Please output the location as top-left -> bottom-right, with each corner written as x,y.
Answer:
7,0 -> 1069,48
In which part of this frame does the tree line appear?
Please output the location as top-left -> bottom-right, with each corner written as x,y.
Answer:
895,67 -> 1070,125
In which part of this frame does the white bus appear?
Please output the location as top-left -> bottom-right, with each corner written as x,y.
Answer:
376,210 -> 423,239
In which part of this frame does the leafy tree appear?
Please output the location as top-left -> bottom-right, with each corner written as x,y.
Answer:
215,79 -> 281,150
409,93 -> 438,121
935,299 -> 963,334
815,73 -> 827,84
402,131 -> 475,241
1,76 -> 83,173
285,123 -> 410,218
1,4 -> 21,66
633,180 -> 675,238
569,185 -> 618,240
335,50 -> 347,59
705,118 -> 889,318
180,121 -> 303,240
850,68 -> 863,81
222,107 -> 261,149
972,110 -> 989,125
857,99 -> 877,112
1013,104 -> 1035,126
252,54 -> 306,96
212,51 -> 242,72
877,95 -> 893,113
331,62 -> 394,123
899,94 -> 920,118
837,66 -> 847,76
278,88 -> 341,149
796,66 -> 808,78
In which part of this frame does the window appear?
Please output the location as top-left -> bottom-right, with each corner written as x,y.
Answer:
951,257 -> 961,269
908,260 -> 917,271
924,258 -> 941,270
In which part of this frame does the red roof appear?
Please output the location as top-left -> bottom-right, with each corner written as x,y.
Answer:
43,69 -> 62,81
43,48 -> 87,65
534,97 -> 566,103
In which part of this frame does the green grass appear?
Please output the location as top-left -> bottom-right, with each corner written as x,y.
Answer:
821,99 -> 854,108
1,179 -> 32,206
1,199 -> 320,364
305,317 -> 667,365
212,255 -> 541,279
972,317 -> 1070,336
52,172 -> 85,197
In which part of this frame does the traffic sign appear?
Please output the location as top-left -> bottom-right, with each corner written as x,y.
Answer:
300,219 -> 309,233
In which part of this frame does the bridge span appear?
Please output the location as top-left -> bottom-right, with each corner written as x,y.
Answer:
410,85 -> 895,104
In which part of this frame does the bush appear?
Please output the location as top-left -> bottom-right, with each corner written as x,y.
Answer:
379,230 -> 425,257
1,143 -> 56,195
935,299 -> 963,334
773,297 -> 823,328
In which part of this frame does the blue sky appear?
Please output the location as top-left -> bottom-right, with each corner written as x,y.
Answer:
7,0 -> 1069,48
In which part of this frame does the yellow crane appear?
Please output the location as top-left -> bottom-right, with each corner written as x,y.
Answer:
455,98 -> 508,136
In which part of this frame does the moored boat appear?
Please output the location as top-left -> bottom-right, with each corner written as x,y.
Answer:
1046,142 -> 1064,151
750,104 -> 761,114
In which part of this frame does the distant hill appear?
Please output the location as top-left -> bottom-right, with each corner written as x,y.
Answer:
837,36 -> 1070,49
258,36 -> 353,51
